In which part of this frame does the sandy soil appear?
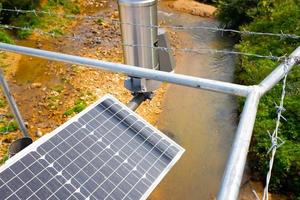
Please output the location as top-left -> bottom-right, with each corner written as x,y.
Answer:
166,0 -> 216,17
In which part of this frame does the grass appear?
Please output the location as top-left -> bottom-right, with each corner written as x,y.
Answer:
64,99 -> 87,116
52,84 -> 64,93
47,0 -> 80,14
49,28 -> 64,37
3,0 -> 81,39
96,18 -> 104,25
0,99 -> 6,108
0,31 -> 14,44
0,120 -> 18,134
0,154 -> 8,165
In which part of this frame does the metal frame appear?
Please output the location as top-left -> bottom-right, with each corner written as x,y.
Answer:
0,69 -> 30,138
0,42 -> 299,200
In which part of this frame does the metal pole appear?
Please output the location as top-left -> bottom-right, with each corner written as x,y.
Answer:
259,47 -> 300,95
118,0 -> 160,93
127,93 -> 151,111
217,88 -> 261,200
217,47 -> 300,200
0,70 -> 30,138
0,42 -> 250,97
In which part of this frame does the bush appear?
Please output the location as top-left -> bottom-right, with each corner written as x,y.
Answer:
10,12 -> 41,39
0,31 -> 14,43
216,0 -> 260,28
222,0 -> 300,198
47,0 -> 80,14
0,0 -> 40,9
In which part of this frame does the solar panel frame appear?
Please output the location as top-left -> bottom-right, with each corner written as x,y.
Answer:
0,94 -> 185,200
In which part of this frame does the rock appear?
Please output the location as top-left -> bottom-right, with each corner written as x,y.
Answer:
36,43 -> 43,49
35,128 -> 43,137
24,122 -> 29,128
31,82 -> 42,88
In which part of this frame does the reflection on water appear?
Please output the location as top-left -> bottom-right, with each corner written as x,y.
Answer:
149,8 -> 238,200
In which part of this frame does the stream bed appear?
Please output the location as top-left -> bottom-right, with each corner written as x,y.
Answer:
149,7 -> 238,200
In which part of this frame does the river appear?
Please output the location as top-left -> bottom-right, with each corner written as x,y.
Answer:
149,6 -> 238,200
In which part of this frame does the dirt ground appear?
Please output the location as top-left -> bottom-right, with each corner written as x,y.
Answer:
0,0 -> 166,163
167,0 -> 216,17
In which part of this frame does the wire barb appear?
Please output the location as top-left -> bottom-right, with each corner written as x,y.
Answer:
262,59 -> 290,200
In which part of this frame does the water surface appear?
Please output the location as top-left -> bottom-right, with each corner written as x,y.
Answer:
149,8 -> 238,200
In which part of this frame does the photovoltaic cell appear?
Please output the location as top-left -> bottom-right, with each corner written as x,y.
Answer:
0,95 -> 184,200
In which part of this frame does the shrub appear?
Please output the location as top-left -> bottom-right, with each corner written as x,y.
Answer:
0,0 -> 40,9
0,31 -> 14,43
216,0 -> 260,28
224,0 -> 300,198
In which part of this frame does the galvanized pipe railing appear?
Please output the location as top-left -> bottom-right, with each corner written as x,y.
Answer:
218,46 -> 300,200
0,43 -> 250,97
0,42 -> 299,200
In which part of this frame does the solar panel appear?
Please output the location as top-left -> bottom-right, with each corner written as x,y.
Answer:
0,94 -> 184,200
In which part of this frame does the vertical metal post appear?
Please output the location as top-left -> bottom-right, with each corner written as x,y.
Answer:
118,0 -> 160,93
0,70 -> 30,138
217,89 -> 261,200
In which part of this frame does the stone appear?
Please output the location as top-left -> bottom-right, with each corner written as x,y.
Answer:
35,128 -> 43,137
31,82 -> 42,88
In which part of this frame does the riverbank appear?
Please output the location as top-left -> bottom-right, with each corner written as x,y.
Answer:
165,0 -> 216,18
0,0 -> 166,164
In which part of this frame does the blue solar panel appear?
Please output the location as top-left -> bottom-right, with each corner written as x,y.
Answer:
0,95 -> 184,200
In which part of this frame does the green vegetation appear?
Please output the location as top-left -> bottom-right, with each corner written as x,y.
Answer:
0,0 -> 39,9
0,0 -> 80,39
0,120 -> 18,134
216,0 -> 259,28
0,31 -> 14,43
0,154 -> 8,165
52,84 -> 64,93
217,0 -> 300,198
64,99 -> 87,116
47,0 -> 80,14
96,18 -> 104,26
0,98 -> 6,107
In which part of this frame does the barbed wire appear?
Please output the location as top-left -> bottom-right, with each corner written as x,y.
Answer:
261,58 -> 293,200
1,24 -> 299,62
1,8 -> 300,40
0,24 -> 85,41
1,7 -> 300,199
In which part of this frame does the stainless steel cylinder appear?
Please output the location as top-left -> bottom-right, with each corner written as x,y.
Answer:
118,0 -> 160,92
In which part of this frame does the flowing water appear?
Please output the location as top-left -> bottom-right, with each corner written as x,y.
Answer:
149,7 -> 238,200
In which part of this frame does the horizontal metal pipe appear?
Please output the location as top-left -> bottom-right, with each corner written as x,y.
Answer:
0,43 -> 250,97
217,89 -> 261,200
259,46 -> 300,95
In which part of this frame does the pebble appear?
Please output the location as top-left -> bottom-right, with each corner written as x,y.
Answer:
31,82 -> 42,88
35,128 -> 43,137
